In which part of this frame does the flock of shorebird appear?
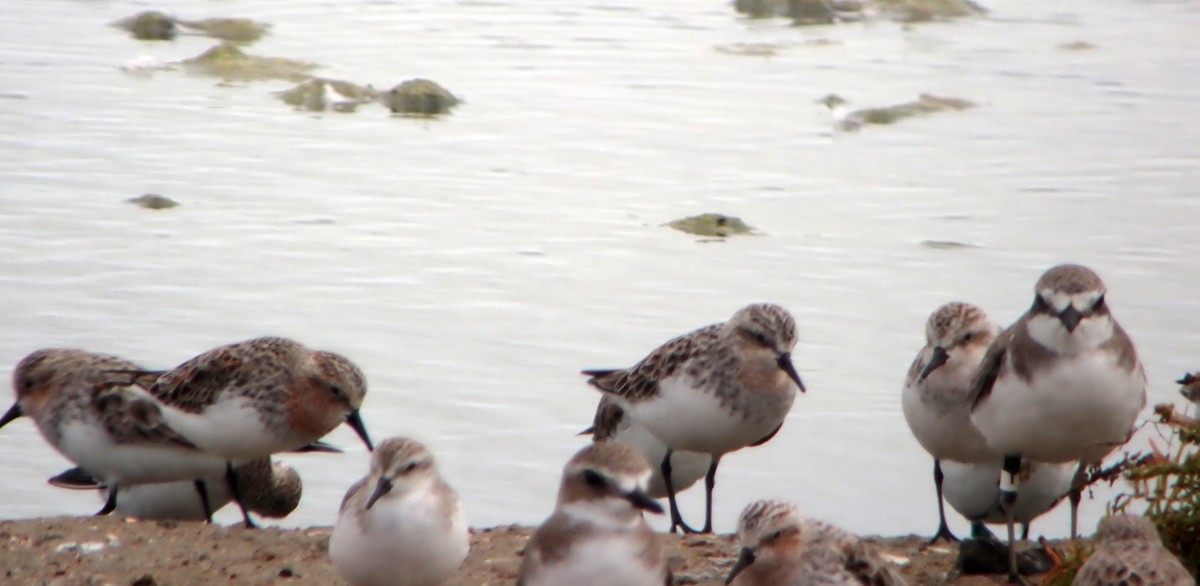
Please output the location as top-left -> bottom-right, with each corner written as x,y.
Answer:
1,263 -> 1196,585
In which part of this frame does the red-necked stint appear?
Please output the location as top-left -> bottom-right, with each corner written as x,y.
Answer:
49,457 -> 304,521
583,303 -> 804,533
1,349 -> 229,520
726,500 -> 908,586
902,302 -> 1001,543
143,336 -> 374,526
329,437 -> 468,586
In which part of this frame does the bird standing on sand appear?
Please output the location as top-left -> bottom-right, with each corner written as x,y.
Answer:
583,303 -> 804,534
968,264 -> 1146,582
0,349 -> 230,521
330,437 -> 468,586
140,336 -> 375,526
901,301 -> 1001,543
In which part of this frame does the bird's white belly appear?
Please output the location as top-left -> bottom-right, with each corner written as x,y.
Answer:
525,536 -> 664,586
941,459 -> 1075,525
971,353 -> 1144,463
59,422 -> 226,486
111,476 -> 232,520
163,397 -> 298,462
609,418 -> 710,498
330,492 -> 469,586
624,374 -> 790,454
902,378 -> 996,464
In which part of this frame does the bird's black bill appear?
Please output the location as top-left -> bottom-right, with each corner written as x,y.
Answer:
1176,373 -> 1196,385
725,547 -> 756,585
624,488 -> 665,514
293,440 -> 343,454
919,346 -> 950,382
365,477 -> 393,510
345,410 -> 374,452
0,402 -> 23,429
776,353 -> 806,393
1058,306 -> 1082,333
48,467 -> 103,490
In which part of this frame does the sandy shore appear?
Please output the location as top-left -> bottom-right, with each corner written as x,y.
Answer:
0,516 -> 1064,585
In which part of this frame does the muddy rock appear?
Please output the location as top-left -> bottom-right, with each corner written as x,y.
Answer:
380,79 -> 460,116
112,11 -> 177,41
177,18 -> 270,44
181,43 -> 316,82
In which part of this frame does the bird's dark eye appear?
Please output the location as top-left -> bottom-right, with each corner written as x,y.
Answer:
403,462 -> 418,473
767,530 -> 785,542
22,378 -> 34,391
329,385 -> 343,397
1094,295 -> 1106,311
583,469 -> 605,488
962,332 -> 973,343
752,331 -> 770,346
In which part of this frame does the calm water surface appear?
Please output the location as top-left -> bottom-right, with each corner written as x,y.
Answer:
0,0 -> 1198,538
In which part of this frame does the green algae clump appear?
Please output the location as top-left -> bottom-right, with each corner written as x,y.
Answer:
127,194 -> 179,210
875,0 -> 986,22
734,0 -> 839,24
666,214 -> 756,237
1107,398 -> 1200,577
113,11 -> 177,41
178,18 -> 270,44
380,79 -> 460,116
182,43 -> 316,82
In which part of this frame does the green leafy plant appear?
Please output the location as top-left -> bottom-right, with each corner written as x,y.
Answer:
1109,402 -> 1200,576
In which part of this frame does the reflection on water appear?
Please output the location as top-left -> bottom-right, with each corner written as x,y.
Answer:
0,0 -> 1198,538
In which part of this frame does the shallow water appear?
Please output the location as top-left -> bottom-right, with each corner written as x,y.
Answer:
0,0 -> 1198,538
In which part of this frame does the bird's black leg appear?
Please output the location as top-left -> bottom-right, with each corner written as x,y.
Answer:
96,485 -> 118,516
700,455 -> 721,534
661,451 -> 696,534
194,480 -> 214,523
1068,462 -> 1086,540
226,461 -> 256,529
929,459 -> 959,544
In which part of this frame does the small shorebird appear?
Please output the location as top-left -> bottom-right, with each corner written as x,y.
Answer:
969,264 -> 1147,582
901,302 -> 1001,543
726,499 -> 908,586
0,348 -> 229,520
139,336 -> 375,526
517,442 -> 671,586
1073,514 -> 1194,586
329,437 -> 468,586
584,395 -> 711,501
583,303 -> 804,533
49,457 -> 305,521
940,459 -> 1074,538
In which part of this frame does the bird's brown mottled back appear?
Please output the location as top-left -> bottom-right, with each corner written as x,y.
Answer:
583,324 -> 720,403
